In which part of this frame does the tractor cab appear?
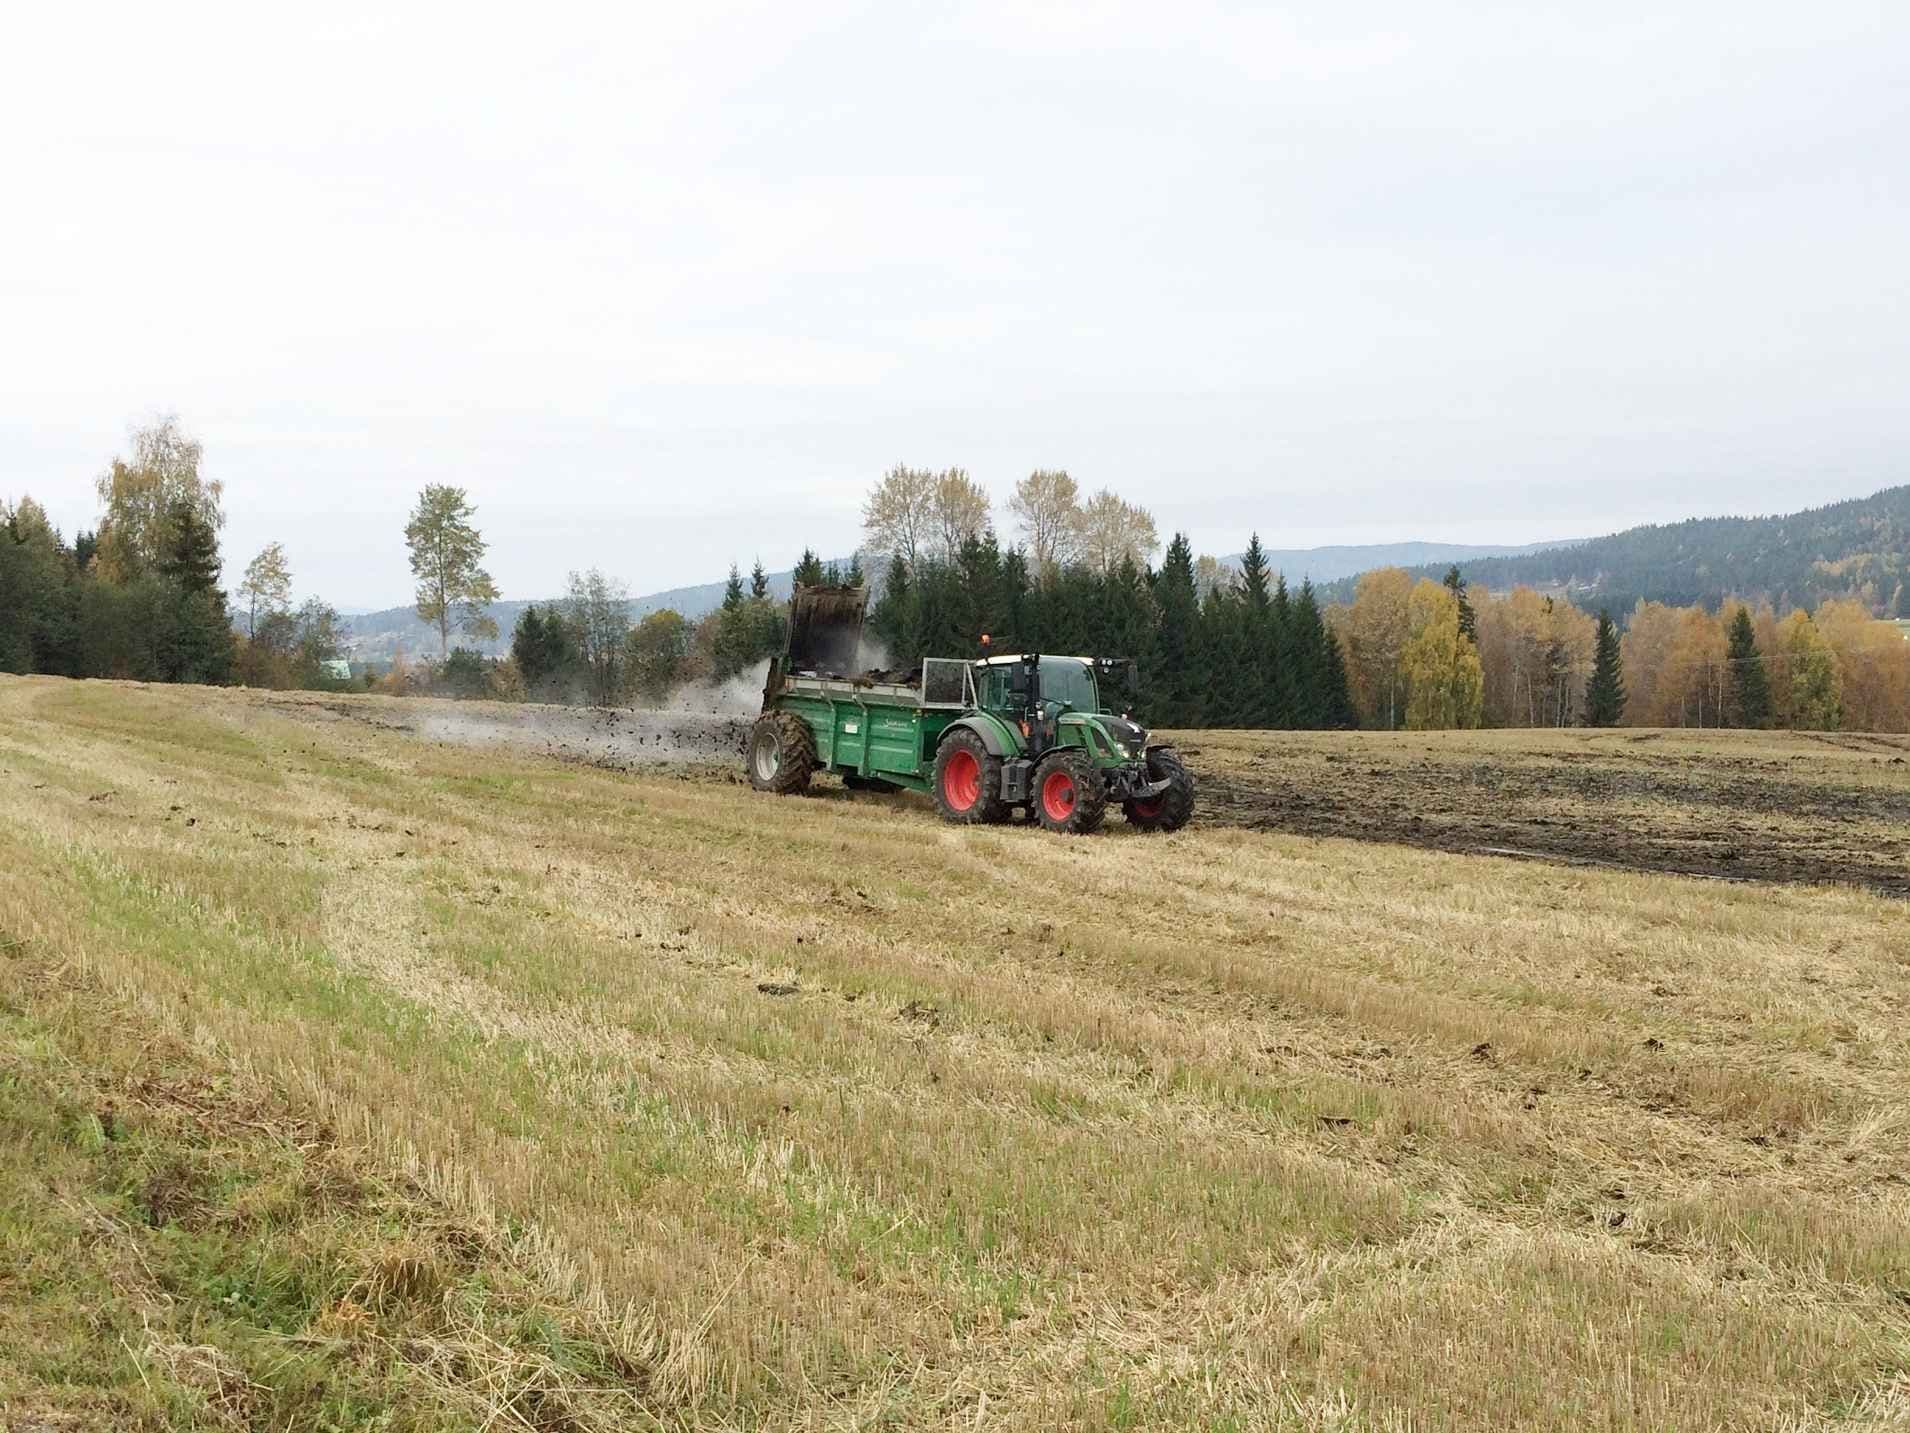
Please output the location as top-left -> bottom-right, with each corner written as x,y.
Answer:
972,653 -> 1141,741
976,653 -> 1098,716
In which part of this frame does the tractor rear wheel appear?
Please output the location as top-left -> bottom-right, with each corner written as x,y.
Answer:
747,711 -> 815,795
1033,749 -> 1107,835
1123,747 -> 1194,832
932,729 -> 1005,824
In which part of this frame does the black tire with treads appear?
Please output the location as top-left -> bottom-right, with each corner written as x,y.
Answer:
1123,747 -> 1195,832
1033,748 -> 1107,835
747,711 -> 815,794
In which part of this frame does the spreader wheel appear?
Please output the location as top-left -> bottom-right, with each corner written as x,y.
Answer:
747,711 -> 815,795
1033,749 -> 1107,835
1123,747 -> 1195,832
932,729 -> 1005,824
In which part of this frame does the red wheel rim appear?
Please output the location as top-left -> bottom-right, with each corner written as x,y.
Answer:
1041,768 -> 1076,822
1130,796 -> 1162,819
943,749 -> 980,811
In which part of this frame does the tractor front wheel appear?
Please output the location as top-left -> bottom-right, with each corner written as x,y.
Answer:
747,711 -> 815,794
932,729 -> 1006,824
1123,747 -> 1194,832
1033,749 -> 1107,835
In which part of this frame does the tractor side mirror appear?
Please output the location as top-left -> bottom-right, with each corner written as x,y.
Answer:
1010,659 -> 1035,701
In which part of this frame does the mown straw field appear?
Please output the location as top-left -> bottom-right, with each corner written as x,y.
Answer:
2,676 -> 1905,1430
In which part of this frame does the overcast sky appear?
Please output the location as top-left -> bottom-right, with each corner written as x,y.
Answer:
5,2 -> 1906,607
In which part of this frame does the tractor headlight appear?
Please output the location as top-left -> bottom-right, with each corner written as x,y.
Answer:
1096,716 -> 1147,758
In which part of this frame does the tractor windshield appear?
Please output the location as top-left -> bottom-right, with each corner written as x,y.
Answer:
1040,658 -> 1100,714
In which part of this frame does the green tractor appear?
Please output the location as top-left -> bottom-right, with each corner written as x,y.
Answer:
745,585 -> 1194,834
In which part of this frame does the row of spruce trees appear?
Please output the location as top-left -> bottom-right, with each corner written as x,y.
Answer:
492,531 -> 1362,728
866,533 -> 1358,729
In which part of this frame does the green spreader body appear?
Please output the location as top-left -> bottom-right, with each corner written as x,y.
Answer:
762,675 -> 967,795
747,585 -> 1194,834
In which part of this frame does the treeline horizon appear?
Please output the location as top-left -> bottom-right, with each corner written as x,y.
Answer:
0,419 -> 352,691
1334,567 -> 1909,733
395,461 -> 1910,735
6,424 -> 1909,732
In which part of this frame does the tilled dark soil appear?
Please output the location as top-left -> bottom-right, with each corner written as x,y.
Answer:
1183,733 -> 1910,897
267,693 -> 1910,895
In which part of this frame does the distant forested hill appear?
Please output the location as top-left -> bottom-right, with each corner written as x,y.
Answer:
1231,540 -> 1561,584
342,562 -> 854,660
1329,486 -> 1910,617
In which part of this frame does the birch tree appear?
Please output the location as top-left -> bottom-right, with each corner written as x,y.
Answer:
862,466 -> 937,572
405,485 -> 499,658
93,416 -> 222,583
237,542 -> 293,638
1008,469 -> 1082,577
1077,489 -> 1159,575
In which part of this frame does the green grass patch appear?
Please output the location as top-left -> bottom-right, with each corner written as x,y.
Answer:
0,948 -> 668,1432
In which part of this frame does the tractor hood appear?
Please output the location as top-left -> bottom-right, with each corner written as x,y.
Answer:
1090,713 -> 1149,758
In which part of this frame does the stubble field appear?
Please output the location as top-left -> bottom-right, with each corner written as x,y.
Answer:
2,676 -> 1906,1431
